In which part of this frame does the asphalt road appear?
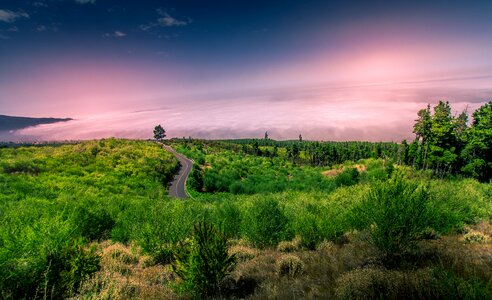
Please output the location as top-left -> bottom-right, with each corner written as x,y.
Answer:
162,144 -> 193,199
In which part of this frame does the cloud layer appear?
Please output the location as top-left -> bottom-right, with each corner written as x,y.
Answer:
0,10 -> 29,23
75,0 -> 96,4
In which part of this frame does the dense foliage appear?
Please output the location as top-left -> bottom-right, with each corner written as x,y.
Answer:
172,222 -> 235,297
353,173 -> 432,259
219,138 -> 404,166
409,101 -> 492,181
0,139 -> 179,298
1,100 -> 492,298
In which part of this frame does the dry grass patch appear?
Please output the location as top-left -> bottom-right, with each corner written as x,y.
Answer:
276,254 -> 304,277
74,242 -> 181,300
335,267 -> 437,299
229,245 -> 258,262
230,235 -> 380,299
277,236 -> 302,252
423,222 -> 492,282
322,164 -> 366,177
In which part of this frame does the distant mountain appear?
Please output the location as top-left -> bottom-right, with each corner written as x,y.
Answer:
0,115 -> 73,131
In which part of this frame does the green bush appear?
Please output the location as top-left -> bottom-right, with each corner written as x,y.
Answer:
335,167 -> 359,187
214,201 -> 242,238
243,198 -> 292,247
432,269 -> 492,299
44,240 -> 100,298
172,222 -> 235,297
294,213 -> 322,249
71,206 -> 115,241
353,173 -> 431,260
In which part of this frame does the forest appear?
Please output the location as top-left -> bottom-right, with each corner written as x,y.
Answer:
0,101 -> 491,299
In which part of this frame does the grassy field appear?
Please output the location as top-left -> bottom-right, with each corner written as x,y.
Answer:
1,138 -> 491,299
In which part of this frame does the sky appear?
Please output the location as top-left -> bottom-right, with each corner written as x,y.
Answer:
1,0 -> 492,141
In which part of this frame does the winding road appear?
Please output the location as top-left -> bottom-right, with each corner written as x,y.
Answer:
162,144 -> 194,199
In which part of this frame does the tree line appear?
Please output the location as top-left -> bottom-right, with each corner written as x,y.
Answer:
224,100 -> 491,181
407,100 -> 491,181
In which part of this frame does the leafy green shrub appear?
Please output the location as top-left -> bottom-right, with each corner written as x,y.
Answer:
243,198 -> 292,247
385,160 -> 395,177
172,222 -> 236,297
432,269 -> 492,299
335,167 -> 359,187
44,240 -> 100,298
2,160 -> 42,175
294,213 -> 322,249
353,173 -> 431,260
214,201 -> 242,238
189,165 -> 204,191
71,206 -> 115,241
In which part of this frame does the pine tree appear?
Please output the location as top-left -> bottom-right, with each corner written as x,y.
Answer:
461,101 -> 492,181
153,125 -> 166,142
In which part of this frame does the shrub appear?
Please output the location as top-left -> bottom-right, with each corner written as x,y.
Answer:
189,165 -> 204,191
71,206 -> 115,241
432,268 -> 492,299
335,167 -> 359,187
214,201 -> 242,238
172,222 -> 236,297
44,240 -> 100,298
100,243 -> 138,275
277,236 -> 301,252
276,254 -> 304,277
316,240 -> 335,252
353,173 -> 431,260
334,267 -> 437,299
243,198 -> 292,247
463,229 -> 489,244
229,245 -> 258,262
294,213 -> 323,249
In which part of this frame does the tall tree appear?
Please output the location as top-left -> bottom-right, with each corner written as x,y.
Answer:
461,101 -> 492,181
153,125 -> 166,142
413,105 -> 432,145
412,104 -> 432,169
428,101 -> 458,175
264,131 -> 269,140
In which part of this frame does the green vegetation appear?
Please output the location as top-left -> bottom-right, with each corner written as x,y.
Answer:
172,222 -> 235,297
409,101 -> 492,181
0,139 -> 179,298
1,102 -> 492,299
353,173 -> 431,260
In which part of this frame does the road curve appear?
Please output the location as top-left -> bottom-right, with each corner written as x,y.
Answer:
162,144 -> 193,199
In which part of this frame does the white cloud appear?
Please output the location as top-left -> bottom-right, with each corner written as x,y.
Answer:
139,24 -> 155,31
158,13 -> 190,27
36,23 -> 60,32
75,0 -> 96,4
114,31 -> 126,37
32,2 -> 48,8
140,9 -> 191,31
103,31 -> 127,38
0,9 -> 29,23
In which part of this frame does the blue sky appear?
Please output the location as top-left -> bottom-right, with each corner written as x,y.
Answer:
1,0 -> 492,141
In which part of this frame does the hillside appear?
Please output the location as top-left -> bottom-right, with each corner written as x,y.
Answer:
0,114 -> 73,131
1,136 -> 491,299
